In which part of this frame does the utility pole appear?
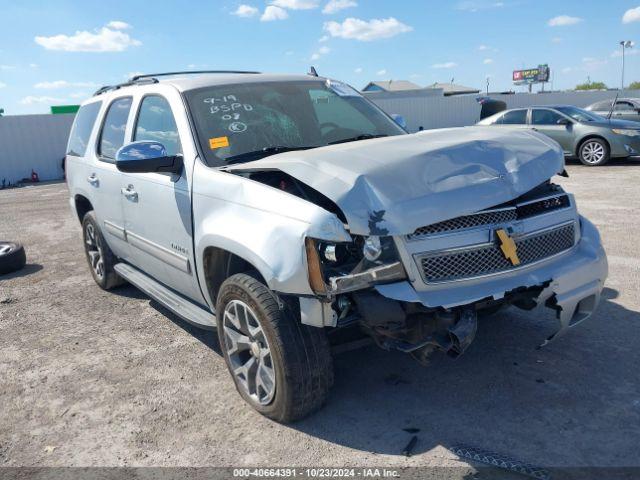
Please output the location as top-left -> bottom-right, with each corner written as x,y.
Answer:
620,40 -> 634,92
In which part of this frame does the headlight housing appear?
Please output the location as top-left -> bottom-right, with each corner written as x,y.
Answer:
612,128 -> 640,136
306,235 -> 406,295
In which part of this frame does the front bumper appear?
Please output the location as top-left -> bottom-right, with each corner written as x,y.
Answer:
610,134 -> 640,157
373,216 -> 608,345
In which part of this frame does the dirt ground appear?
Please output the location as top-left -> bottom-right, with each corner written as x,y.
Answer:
1,161 -> 639,478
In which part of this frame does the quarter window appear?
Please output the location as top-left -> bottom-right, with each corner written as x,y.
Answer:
134,96 -> 182,156
531,109 -> 563,125
67,101 -> 102,157
99,97 -> 133,160
615,101 -> 635,112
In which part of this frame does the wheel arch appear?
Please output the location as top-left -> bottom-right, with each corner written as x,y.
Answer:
74,194 -> 93,224
575,134 -> 610,157
202,246 -> 271,308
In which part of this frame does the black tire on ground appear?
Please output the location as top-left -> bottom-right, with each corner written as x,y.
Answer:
0,242 -> 27,275
578,138 -> 610,166
81,211 -> 125,290
216,273 -> 334,423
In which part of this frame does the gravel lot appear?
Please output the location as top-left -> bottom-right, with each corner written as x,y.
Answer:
1,161 -> 639,477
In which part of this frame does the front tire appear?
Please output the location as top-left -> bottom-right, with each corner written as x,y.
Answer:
82,211 -> 124,290
579,138 -> 610,166
216,273 -> 333,423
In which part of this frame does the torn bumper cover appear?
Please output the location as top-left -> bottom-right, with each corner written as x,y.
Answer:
373,216 -> 607,346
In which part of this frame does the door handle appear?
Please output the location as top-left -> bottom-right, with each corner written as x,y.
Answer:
531,127 -> 539,131
121,185 -> 138,201
87,173 -> 99,186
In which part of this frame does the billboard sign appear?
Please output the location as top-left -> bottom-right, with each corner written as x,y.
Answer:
513,65 -> 550,85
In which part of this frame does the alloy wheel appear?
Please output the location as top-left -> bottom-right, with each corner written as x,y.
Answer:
222,299 -> 276,406
582,141 -> 605,164
84,223 -> 105,280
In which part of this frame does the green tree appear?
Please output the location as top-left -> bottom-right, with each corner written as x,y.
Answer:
575,81 -> 607,91
628,81 -> 640,90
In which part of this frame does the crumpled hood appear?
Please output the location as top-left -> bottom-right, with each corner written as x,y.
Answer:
226,126 -> 564,235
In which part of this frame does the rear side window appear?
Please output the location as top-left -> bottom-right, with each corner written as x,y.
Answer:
67,101 -> 102,157
99,97 -> 133,160
134,96 -> 182,156
499,109 -> 527,125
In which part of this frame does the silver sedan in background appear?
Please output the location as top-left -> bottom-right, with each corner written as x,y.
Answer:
477,105 -> 640,166
585,98 -> 640,123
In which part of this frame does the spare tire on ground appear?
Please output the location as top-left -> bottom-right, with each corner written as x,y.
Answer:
0,242 -> 27,275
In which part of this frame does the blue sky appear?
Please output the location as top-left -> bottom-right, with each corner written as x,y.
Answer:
1,0 -> 639,115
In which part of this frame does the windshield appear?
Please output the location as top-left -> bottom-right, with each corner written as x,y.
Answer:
185,80 -> 405,166
555,106 -> 604,122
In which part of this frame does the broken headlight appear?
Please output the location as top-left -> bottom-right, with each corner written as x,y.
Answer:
306,236 -> 406,295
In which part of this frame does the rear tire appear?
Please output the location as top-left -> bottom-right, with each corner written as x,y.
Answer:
81,211 -> 124,290
216,273 -> 333,423
0,242 -> 26,275
579,138 -> 610,166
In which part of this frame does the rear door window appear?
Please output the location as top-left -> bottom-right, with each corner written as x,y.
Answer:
67,101 -> 102,157
499,109 -> 527,125
98,97 -> 133,161
615,101 -> 635,112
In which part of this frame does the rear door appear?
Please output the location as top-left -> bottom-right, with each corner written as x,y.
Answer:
86,96 -> 133,260
120,87 -> 204,303
530,108 -> 574,155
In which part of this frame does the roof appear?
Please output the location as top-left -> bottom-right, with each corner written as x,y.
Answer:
426,82 -> 480,95
362,80 -> 422,92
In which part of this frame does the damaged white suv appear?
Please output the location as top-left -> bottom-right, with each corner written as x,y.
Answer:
66,71 -> 608,422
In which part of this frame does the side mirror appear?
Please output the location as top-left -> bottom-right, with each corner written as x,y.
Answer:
556,118 -> 571,126
116,141 -> 183,174
391,114 -> 407,130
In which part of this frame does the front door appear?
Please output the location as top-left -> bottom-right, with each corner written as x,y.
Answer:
120,92 -> 204,303
530,108 -> 574,155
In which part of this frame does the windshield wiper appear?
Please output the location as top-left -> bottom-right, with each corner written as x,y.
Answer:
328,134 -> 388,145
225,145 -> 320,164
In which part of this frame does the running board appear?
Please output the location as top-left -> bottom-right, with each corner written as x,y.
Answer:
114,263 -> 216,330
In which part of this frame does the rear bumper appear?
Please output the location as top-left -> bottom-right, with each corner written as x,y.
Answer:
374,216 -> 607,345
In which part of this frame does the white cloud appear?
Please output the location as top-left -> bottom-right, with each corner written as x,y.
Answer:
319,35 -> 329,42
483,58 -> 493,64
623,6 -> 640,24
0,64 -> 16,70
324,17 -> 412,41
232,4 -> 259,17
106,20 -> 131,30
551,36 -> 562,43
0,82 -> 6,88
582,57 -> 608,70
69,92 -> 89,99
456,1 -> 505,12
547,15 -> 583,27
271,0 -> 319,9
285,50 -> 294,55
34,80 -> 98,89
354,67 -> 363,73
20,95 -> 65,105
477,44 -> 489,51
376,69 -> 387,76
611,47 -> 638,58
34,24 -> 141,52
29,63 -> 38,68
432,62 -> 457,69
261,5 -> 289,21
322,0 -> 357,14
561,67 -> 572,74
311,45 -> 330,60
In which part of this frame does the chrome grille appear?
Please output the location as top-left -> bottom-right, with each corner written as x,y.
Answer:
408,194 -> 570,239
409,209 -> 517,238
418,223 -> 575,283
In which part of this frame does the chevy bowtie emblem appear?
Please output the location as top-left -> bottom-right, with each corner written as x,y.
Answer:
496,229 -> 520,266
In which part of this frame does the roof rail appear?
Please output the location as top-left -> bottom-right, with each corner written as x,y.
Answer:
93,70 -> 261,97
129,70 -> 261,82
